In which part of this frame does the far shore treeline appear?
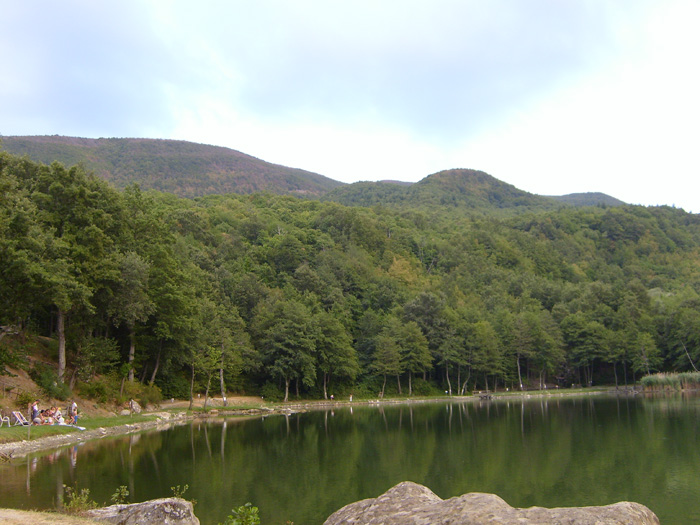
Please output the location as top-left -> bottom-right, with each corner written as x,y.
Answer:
2,150 -> 700,404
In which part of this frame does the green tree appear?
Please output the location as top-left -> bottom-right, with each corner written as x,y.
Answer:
109,252 -> 155,382
254,296 -> 317,402
314,311 -> 359,399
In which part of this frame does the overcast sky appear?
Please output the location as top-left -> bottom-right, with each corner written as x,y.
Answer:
2,1 -> 699,211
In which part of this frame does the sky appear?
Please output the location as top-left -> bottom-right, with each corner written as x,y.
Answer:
2,1 -> 700,211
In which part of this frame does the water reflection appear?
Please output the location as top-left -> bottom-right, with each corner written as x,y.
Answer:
1,395 -> 700,524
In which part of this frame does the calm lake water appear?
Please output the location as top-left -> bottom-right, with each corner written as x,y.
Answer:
1,394 -> 700,524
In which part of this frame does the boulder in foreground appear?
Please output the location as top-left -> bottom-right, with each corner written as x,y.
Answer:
85,497 -> 199,525
324,481 -> 659,525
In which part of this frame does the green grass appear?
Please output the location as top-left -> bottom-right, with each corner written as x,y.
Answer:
0,413 -> 165,444
640,372 -> 700,391
0,423 -> 77,444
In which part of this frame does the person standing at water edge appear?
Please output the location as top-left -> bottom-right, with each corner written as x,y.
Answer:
69,399 -> 78,424
31,400 -> 40,424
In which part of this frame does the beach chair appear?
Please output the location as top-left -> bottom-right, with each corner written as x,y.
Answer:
12,411 -> 29,426
0,412 -> 9,427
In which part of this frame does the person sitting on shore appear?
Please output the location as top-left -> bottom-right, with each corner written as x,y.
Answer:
44,408 -> 55,425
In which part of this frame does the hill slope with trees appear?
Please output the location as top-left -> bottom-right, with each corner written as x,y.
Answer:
0,135 -> 343,197
2,150 -> 698,407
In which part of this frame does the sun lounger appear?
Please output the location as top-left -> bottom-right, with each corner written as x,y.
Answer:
0,413 -> 9,427
12,411 -> 30,426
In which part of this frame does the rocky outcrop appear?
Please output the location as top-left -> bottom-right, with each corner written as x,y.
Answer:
86,497 -> 199,525
324,481 -> 660,525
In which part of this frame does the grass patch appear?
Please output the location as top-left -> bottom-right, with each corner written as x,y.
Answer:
0,424 -> 77,444
0,413 -> 165,444
640,372 -> 700,391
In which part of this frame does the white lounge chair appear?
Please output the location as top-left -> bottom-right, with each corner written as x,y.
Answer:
12,411 -> 30,426
0,413 -> 9,427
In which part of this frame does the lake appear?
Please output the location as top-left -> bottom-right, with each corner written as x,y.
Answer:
1,394 -> 699,524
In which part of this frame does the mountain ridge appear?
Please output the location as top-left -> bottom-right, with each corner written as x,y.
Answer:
1,135 -> 624,208
0,135 -> 343,197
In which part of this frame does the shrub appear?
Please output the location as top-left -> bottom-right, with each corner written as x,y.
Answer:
61,485 -> 98,514
155,373 -> 190,400
30,363 -> 71,401
411,377 -> 442,397
16,390 -> 35,409
352,375 -> 383,399
77,376 -> 117,404
221,503 -> 260,525
110,485 -> 129,505
138,383 -> 163,408
260,381 -> 283,402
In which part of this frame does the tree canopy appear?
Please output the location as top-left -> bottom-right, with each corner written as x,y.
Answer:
3,150 -> 700,400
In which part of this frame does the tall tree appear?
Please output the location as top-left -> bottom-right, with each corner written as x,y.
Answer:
109,252 -> 155,382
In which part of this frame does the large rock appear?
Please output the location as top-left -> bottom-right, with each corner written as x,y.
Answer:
86,497 -> 199,525
324,481 -> 660,525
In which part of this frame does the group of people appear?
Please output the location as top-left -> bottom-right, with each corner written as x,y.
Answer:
30,400 -> 78,426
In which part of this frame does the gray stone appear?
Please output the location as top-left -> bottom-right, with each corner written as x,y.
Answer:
324,481 -> 660,525
86,497 -> 199,525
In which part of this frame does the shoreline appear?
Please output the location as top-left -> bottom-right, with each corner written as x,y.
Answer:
0,389 -> 621,460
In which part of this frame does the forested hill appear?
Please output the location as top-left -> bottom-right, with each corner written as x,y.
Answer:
2,149 -> 700,406
322,169 -> 623,212
549,192 -> 626,207
1,136 -> 623,210
0,135 -> 343,197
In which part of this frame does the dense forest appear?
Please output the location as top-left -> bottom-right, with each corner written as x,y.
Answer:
2,150 -> 700,404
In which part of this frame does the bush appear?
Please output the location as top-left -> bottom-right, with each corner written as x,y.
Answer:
138,383 -> 163,408
155,373 -> 190,400
352,375 -> 383,399
77,376 -> 117,404
221,503 -> 260,525
61,485 -> 98,514
16,390 -> 35,409
119,380 -> 163,408
30,363 -> 71,401
411,377 -> 442,397
260,381 -> 283,402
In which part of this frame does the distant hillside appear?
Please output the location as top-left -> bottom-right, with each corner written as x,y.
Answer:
549,192 -> 625,207
323,169 -> 559,211
0,136 -> 344,197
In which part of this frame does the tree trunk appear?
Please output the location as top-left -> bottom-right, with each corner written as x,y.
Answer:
188,364 -> 195,410
613,361 -> 619,389
445,363 -> 452,395
408,371 -> 413,396
516,354 -> 524,390
149,346 -> 161,385
284,377 -> 290,402
323,373 -> 328,400
219,344 -> 227,406
69,367 -> 77,391
127,327 -> 135,382
57,309 -> 66,383
204,373 -> 211,409
381,374 -> 387,398
219,367 -> 226,406
396,374 -> 402,395
461,366 -> 472,396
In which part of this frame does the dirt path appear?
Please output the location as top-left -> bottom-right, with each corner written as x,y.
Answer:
0,508 -> 102,524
